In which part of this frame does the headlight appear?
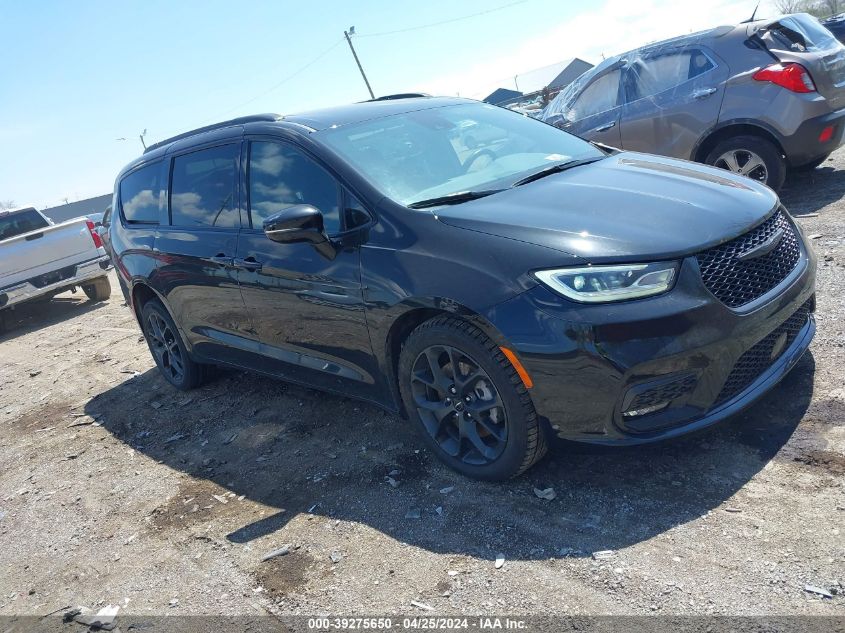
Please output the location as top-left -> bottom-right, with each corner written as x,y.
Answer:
534,262 -> 679,303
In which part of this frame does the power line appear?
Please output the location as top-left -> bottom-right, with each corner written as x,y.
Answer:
356,0 -> 530,38
214,37 -> 346,119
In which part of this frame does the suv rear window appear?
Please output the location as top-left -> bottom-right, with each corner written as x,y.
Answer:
0,209 -> 49,241
170,144 -> 239,228
759,14 -> 839,53
120,162 -> 162,224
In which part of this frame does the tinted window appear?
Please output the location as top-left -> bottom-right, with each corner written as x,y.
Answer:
344,192 -> 371,230
248,141 -> 341,234
0,209 -> 49,240
120,162 -> 162,224
170,144 -> 239,228
569,69 -> 622,120
629,51 -> 715,100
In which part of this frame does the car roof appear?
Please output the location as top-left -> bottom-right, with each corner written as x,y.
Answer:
281,96 -> 473,131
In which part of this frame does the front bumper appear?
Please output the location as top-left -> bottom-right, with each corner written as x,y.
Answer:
782,106 -> 845,167
485,231 -> 816,444
0,255 -> 112,310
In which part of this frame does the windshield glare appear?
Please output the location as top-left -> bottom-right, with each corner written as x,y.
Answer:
318,103 -> 603,206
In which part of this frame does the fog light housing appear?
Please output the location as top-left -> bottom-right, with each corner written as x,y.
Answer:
622,402 -> 669,418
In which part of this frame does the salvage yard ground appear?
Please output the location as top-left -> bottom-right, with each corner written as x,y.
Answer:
0,151 -> 843,617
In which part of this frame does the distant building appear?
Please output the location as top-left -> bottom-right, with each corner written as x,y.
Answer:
483,88 -> 523,106
42,194 -> 112,223
483,58 -> 593,106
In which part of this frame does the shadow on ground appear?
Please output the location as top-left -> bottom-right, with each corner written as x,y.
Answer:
0,295 -> 107,342
781,163 -> 845,214
84,350 -> 815,561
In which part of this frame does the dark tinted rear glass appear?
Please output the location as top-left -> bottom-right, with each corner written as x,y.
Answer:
761,14 -> 839,52
120,162 -> 162,224
170,144 -> 240,228
0,209 -> 49,240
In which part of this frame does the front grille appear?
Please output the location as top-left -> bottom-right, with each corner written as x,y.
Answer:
697,210 -> 801,308
714,300 -> 812,406
626,374 -> 698,413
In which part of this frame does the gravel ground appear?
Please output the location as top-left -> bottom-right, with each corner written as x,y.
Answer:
0,150 -> 843,621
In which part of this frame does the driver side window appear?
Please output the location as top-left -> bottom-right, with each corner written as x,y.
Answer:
248,141 -> 341,235
569,69 -> 622,121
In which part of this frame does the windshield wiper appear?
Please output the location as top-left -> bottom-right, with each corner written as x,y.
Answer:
511,157 -> 603,187
407,189 -> 504,209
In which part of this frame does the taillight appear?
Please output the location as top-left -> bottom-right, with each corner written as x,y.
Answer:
86,219 -> 104,248
753,63 -> 816,93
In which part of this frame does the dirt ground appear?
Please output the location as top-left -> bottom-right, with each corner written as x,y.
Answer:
0,151 -> 843,621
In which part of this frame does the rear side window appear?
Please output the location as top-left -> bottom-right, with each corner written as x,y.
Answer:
170,144 -> 240,228
569,69 -> 622,120
248,141 -> 341,234
0,209 -> 49,240
120,162 -> 162,224
629,50 -> 715,100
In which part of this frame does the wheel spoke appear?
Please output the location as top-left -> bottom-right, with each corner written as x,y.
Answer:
722,151 -> 741,172
460,419 -> 497,462
415,396 -> 456,424
739,155 -> 764,176
475,415 -> 506,442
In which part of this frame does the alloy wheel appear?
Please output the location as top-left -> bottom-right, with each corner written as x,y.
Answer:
145,312 -> 185,383
410,345 -> 508,465
714,149 -> 768,182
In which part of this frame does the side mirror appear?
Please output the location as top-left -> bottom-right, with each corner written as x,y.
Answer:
263,204 -> 336,259
263,205 -> 328,245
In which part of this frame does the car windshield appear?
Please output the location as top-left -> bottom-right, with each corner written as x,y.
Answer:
318,103 -> 603,207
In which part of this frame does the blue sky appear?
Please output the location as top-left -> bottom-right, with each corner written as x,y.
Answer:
0,0 -> 765,209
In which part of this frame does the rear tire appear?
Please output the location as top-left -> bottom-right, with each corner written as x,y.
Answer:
705,135 -> 786,192
398,316 -> 547,480
140,299 -> 204,391
82,276 -> 111,302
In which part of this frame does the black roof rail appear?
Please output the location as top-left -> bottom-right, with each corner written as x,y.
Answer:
143,113 -> 281,154
368,93 -> 431,102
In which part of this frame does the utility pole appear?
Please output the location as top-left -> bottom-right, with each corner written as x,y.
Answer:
344,27 -> 375,99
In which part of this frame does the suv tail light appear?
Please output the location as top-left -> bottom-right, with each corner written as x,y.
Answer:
86,219 -> 104,248
753,63 -> 816,93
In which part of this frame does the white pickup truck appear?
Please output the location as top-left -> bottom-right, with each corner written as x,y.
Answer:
0,206 -> 112,333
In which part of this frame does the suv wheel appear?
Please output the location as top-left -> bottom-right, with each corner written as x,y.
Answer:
141,299 -> 205,390
705,135 -> 786,191
398,316 -> 547,480
82,276 -> 112,302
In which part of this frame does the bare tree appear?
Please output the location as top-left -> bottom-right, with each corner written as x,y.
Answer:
0,200 -> 16,210
820,0 -> 843,16
774,0 -> 806,12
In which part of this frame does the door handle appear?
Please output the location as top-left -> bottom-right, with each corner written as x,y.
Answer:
693,87 -> 718,99
233,257 -> 263,272
593,121 -> 616,133
209,254 -> 232,267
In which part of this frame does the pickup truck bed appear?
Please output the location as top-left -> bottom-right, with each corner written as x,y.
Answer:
0,206 -> 112,332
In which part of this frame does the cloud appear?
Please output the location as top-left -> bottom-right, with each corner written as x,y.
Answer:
420,0 -> 765,99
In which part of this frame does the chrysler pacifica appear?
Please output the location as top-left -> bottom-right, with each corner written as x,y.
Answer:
110,97 -> 816,479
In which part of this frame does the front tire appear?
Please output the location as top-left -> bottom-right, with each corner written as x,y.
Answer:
141,299 -> 204,391
705,135 -> 786,191
398,316 -> 547,480
82,276 -> 112,302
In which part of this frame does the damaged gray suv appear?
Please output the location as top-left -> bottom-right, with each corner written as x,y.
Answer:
542,13 -> 845,190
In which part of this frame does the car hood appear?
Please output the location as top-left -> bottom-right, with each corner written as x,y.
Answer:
434,153 -> 780,262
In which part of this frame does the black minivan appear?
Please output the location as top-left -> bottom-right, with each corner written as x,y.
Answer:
110,97 -> 816,480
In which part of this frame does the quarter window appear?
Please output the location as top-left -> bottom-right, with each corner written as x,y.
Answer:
120,162 -> 162,224
170,144 -> 240,228
248,141 -> 341,234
